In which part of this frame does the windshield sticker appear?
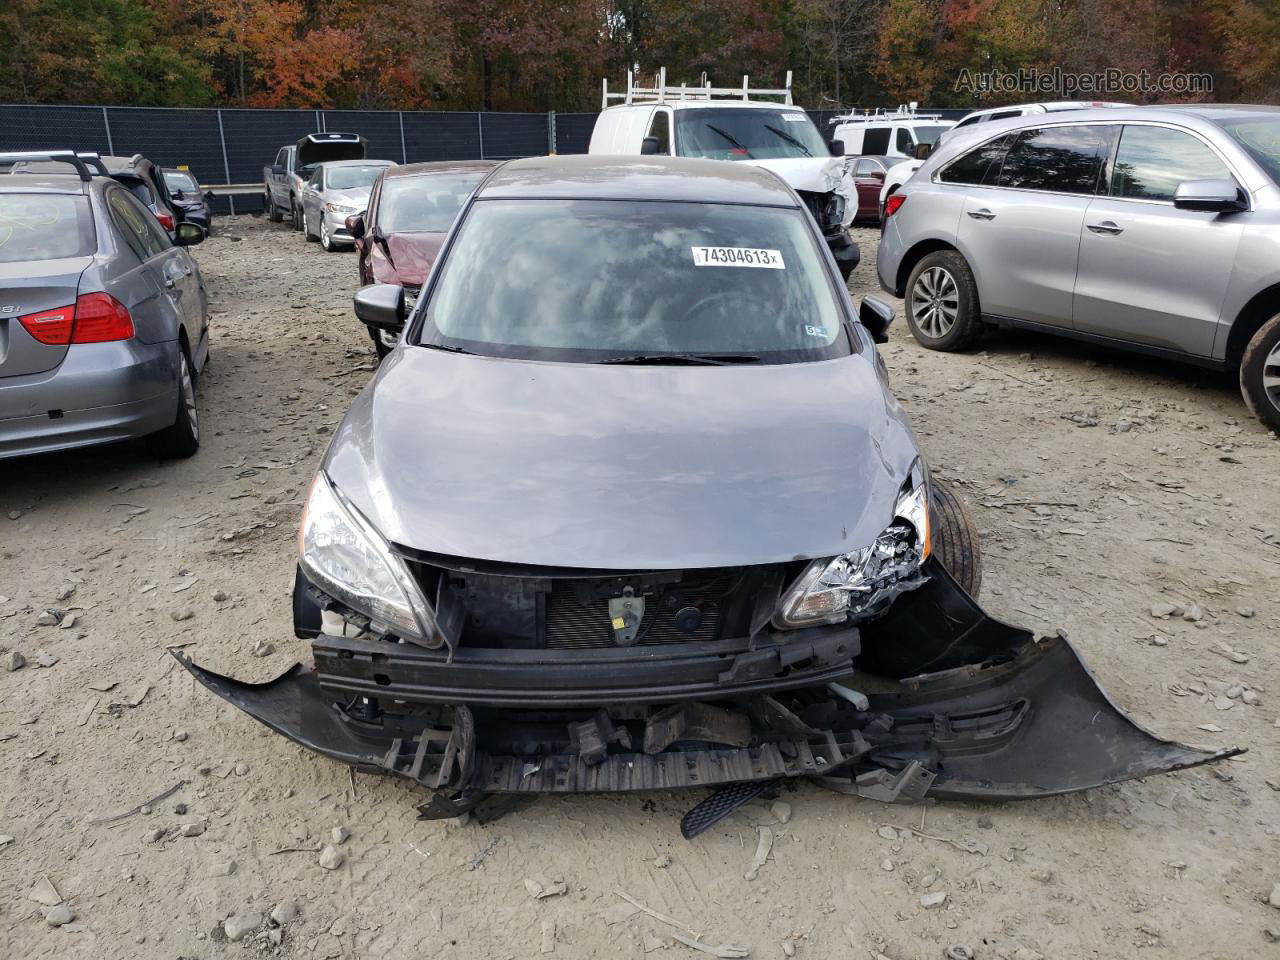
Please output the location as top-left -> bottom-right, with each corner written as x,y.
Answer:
804,325 -> 830,338
691,246 -> 784,269
781,114 -> 808,122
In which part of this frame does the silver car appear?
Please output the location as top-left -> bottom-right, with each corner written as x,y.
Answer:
300,160 -> 396,251
877,105 -> 1280,431
0,151 -> 209,460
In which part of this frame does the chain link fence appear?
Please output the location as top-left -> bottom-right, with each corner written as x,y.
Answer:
0,104 -> 969,214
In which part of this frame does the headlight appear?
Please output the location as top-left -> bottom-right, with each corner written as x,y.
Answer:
774,461 -> 931,629
298,472 -> 446,647
325,202 -> 357,214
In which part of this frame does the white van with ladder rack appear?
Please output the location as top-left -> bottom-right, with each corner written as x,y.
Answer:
589,69 -> 860,280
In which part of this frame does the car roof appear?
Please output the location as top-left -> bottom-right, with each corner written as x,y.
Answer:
478,155 -> 800,206
382,160 -> 501,180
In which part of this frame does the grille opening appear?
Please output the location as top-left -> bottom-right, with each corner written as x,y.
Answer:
400,555 -> 780,651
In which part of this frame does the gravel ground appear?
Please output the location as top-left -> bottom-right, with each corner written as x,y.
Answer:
3,217 -> 1279,960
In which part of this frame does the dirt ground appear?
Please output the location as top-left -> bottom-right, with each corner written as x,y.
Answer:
3,217 -> 1279,960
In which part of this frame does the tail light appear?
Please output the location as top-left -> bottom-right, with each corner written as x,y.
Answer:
884,194 -> 907,218
156,212 -> 175,231
17,293 -> 134,346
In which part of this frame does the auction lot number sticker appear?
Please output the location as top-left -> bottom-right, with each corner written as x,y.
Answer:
691,246 -> 785,269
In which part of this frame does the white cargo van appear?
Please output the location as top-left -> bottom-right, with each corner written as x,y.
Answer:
829,105 -> 955,163
589,70 -> 859,279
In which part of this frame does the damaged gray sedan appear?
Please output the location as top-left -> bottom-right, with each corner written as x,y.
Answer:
178,156 -> 1237,824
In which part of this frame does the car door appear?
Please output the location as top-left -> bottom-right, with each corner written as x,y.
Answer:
1073,123 -> 1245,356
270,148 -> 290,206
104,186 -> 186,348
302,167 -> 323,232
853,159 -> 886,219
956,123 -> 1111,328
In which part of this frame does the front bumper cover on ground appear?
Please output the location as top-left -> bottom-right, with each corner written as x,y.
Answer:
175,567 -> 1241,804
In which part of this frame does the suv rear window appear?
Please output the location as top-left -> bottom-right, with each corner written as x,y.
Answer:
420,198 -> 849,364
997,125 -> 1109,194
0,194 -> 94,262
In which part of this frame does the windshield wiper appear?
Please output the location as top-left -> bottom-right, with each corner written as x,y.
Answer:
704,123 -> 753,158
763,123 -> 812,157
420,341 -> 478,355
596,353 -> 761,366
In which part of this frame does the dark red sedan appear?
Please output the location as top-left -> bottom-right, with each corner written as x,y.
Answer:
348,160 -> 499,356
850,156 -> 889,223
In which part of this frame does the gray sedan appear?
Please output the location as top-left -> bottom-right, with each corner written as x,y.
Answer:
877,105 -> 1280,432
0,152 -> 209,460
300,160 -> 395,251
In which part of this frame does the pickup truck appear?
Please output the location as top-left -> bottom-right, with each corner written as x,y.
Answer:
263,132 -> 366,229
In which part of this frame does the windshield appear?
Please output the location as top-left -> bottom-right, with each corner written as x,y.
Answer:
419,198 -> 848,363
0,194 -> 94,262
164,171 -> 198,192
1218,117 -> 1280,184
326,164 -> 388,191
675,109 -> 831,161
378,173 -> 487,233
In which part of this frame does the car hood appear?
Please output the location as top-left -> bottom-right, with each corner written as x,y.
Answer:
324,187 -> 372,209
369,232 -> 445,288
324,348 -> 922,570
744,156 -> 852,199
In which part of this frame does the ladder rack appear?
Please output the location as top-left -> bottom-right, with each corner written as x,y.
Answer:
603,67 -> 793,108
829,102 -> 944,125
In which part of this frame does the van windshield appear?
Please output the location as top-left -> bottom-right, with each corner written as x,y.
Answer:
419,198 -> 849,364
675,109 -> 831,160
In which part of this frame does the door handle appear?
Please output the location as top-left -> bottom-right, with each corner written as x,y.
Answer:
1087,221 -> 1124,235
966,208 -> 996,221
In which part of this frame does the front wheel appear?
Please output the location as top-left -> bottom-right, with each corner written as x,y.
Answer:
1239,313 -> 1280,433
304,209 -> 319,242
291,200 -> 303,231
368,324 -> 397,360
929,480 -> 982,598
147,348 -> 200,458
905,250 -> 982,351
266,193 -> 282,222
320,219 -> 337,251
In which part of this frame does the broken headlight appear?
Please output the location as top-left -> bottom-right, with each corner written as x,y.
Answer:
299,472 -> 445,646
774,461 -> 931,629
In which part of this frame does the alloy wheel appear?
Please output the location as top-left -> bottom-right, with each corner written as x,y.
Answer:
911,266 -> 960,339
1263,340 -> 1280,414
321,219 -> 331,250
180,353 -> 198,440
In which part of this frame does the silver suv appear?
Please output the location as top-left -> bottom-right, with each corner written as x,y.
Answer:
877,105 -> 1280,431
0,152 -> 209,459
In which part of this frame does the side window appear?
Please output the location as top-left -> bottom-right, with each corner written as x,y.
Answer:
646,110 -> 671,154
998,125 -> 1108,194
955,116 -> 980,129
989,110 -> 1023,121
275,148 -> 288,168
1111,125 -> 1231,202
895,127 -> 915,154
108,189 -> 169,259
939,134 -> 1013,185
862,127 -> 891,155
855,159 -> 883,177
311,167 -> 323,188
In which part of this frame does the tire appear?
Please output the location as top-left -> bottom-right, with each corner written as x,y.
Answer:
320,218 -> 338,251
369,324 -> 394,360
304,209 -> 319,242
928,480 -> 982,598
905,250 -> 982,351
266,193 -> 282,222
1239,312 -> 1280,433
147,347 -> 200,459
291,199 -> 302,231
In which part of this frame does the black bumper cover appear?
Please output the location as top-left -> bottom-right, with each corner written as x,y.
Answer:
175,566 -> 1241,801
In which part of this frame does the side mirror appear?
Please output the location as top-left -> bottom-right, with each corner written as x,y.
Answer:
640,137 -> 662,156
859,296 -> 894,344
354,283 -> 405,330
204,190 -> 215,201
828,139 -> 845,156
914,143 -> 932,160
1173,179 -> 1246,213
270,165 -> 286,176
346,212 -> 366,239
174,221 -> 206,247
